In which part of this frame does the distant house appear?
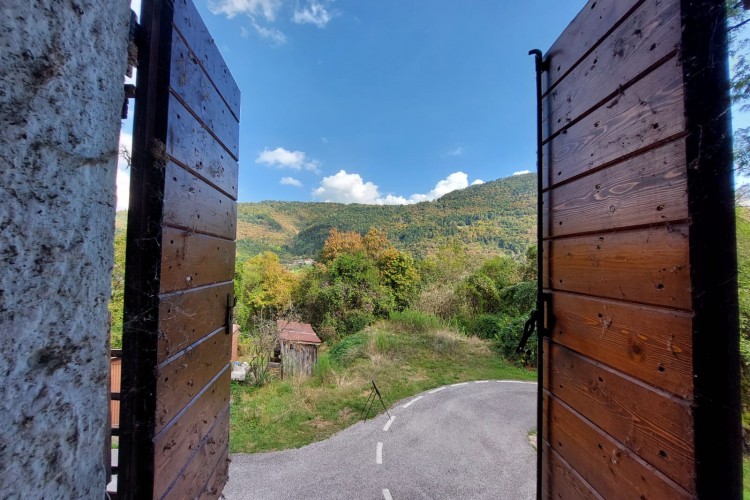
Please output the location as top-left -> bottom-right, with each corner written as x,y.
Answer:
277,320 -> 322,378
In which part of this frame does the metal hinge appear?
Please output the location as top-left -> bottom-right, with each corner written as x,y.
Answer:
226,293 -> 237,334
122,10 -> 140,119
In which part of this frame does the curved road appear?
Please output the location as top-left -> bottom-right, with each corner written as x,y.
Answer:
225,380 -> 537,500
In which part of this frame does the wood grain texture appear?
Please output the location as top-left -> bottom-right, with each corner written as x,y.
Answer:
545,58 -> 685,188
544,0 -> 641,91
544,444 -> 603,500
169,30 -> 239,159
172,0 -> 241,118
545,394 -> 692,499
155,328 -> 231,434
200,446 -> 229,500
153,369 -> 230,498
549,224 -> 691,309
543,0 -> 680,140
160,226 -> 235,294
167,96 -> 239,199
549,292 -> 693,398
547,138 -> 687,238
163,162 -> 237,240
545,343 -> 695,490
158,282 -> 233,364
161,407 -> 230,500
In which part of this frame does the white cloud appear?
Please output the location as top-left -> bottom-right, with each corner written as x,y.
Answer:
280,176 -> 302,187
312,170 -> 380,204
512,170 -> 531,176
208,0 -> 281,20
471,179 -> 485,185
116,132 -> 132,211
447,146 -> 463,156
251,19 -> 287,44
292,1 -> 334,28
312,170 -> 482,205
256,147 -> 320,172
321,137 -> 328,143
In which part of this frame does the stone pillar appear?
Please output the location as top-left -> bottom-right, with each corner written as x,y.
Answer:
0,1 -> 130,497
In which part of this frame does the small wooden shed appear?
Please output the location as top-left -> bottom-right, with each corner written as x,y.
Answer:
277,321 -> 322,378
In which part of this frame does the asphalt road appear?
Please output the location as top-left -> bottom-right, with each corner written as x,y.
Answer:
225,380 -> 537,500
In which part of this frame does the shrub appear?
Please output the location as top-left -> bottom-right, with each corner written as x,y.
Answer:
329,332 -> 369,366
498,281 -> 536,317
342,310 -> 374,336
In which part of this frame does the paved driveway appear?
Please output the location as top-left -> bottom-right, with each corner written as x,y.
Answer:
225,380 -> 537,500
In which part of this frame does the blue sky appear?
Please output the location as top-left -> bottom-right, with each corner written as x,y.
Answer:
119,0 -> 588,207
118,1 -> 748,209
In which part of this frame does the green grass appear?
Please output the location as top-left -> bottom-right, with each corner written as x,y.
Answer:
229,319 -> 535,453
745,456 -> 750,499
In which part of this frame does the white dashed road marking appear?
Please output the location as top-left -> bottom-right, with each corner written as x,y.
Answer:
475,380 -> 489,384
451,382 -> 468,387
428,386 -> 445,394
376,442 -> 383,465
382,489 -> 393,500
402,395 -> 423,408
383,416 -> 395,432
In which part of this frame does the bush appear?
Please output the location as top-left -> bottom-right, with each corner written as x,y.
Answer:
329,332 -> 369,366
388,309 -> 443,333
462,313 -> 536,367
342,310 -> 374,336
498,281 -> 536,317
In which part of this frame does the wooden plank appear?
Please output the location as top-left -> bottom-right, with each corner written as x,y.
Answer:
544,0 -> 641,91
545,58 -> 685,188
161,408 -> 230,500
549,224 -> 691,309
163,162 -> 237,240
155,328 -> 231,433
160,226 -> 235,294
153,369 -> 230,498
167,96 -> 239,199
200,446 -> 229,499
549,292 -> 693,398
543,0 -> 680,140
547,139 -> 688,238
546,343 -> 695,490
172,0 -> 240,118
158,282 -> 233,364
545,394 -> 692,499
544,444 -> 603,500
170,30 -> 239,159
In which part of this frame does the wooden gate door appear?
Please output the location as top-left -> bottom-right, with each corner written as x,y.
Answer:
119,0 -> 240,498
538,0 -> 740,498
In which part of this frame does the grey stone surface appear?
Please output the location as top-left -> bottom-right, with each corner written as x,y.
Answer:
0,2 -> 130,497
225,381 -> 537,500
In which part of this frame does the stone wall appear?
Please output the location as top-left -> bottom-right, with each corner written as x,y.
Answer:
0,1 -> 130,497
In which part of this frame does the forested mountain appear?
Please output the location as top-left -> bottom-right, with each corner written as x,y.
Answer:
236,173 -> 535,261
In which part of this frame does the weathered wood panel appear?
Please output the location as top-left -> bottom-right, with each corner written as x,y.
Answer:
153,369 -> 230,498
119,0 -> 238,497
547,139 -> 687,238
544,58 -> 685,189
163,162 -> 237,240
155,328 -> 231,434
172,0 -> 240,118
545,395 -> 691,499
546,343 -> 695,489
549,292 -> 692,398
548,225 -> 691,309
161,408 -> 230,500
543,445 -> 602,500
169,31 -> 239,159
167,97 -> 239,199
543,0 -> 680,140
544,0 -> 641,91
160,227 -> 235,294
158,282 -> 233,363
540,0 -> 738,497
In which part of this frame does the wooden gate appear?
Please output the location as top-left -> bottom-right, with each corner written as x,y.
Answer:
538,0 -> 740,498
119,0 -> 240,497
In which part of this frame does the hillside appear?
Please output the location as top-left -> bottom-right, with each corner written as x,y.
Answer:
236,173 -> 536,261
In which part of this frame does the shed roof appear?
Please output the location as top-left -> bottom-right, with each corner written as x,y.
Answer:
277,320 -> 322,344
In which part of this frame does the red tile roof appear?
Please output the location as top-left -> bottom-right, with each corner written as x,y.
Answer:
277,320 -> 322,344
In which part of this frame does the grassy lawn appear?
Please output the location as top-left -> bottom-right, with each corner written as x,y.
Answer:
745,456 -> 750,500
230,317 -> 535,453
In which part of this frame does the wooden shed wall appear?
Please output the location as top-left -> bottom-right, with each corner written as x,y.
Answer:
540,0 -> 739,497
281,341 -> 319,378
119,0 -> 239,498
